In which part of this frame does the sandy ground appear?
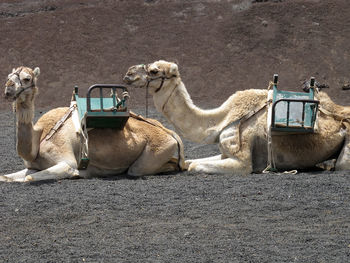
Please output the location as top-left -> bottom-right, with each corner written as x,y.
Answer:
1,109 -> 350,262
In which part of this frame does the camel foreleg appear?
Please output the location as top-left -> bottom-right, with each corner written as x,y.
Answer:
187,157 -> 252,175
185,154 -> 222,169
0,168 -> 38,182
23,162 -> 80,182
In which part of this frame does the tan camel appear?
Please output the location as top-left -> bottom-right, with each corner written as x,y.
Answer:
124,60 -> 350,174
1,66 -> 185,182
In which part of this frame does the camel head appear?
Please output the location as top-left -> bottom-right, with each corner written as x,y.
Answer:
4,66 -> 40,102
124,60 -> 180,94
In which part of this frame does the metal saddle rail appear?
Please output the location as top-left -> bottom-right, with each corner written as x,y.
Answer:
74,84 -> 130,129
270,74 -> 320,134
86,84 -> 128,113
271,98 -> 320,131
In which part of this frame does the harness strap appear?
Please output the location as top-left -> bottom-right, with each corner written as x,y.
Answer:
8,67 -> 36,101
13,84 -> 35,100
42,105 -> 76,142
142,63 -> 178,117
318,106 -> 350,124
221,101 -> 269,153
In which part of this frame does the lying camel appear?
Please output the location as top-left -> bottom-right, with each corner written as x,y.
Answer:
124,60 -> 350,174
1,66 -> 185,182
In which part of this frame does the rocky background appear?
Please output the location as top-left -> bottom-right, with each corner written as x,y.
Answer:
0,0 -> 349,111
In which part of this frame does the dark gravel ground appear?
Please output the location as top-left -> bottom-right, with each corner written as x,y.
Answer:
1,109 -> 350,262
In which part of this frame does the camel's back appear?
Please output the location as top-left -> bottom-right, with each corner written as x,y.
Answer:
224,89 -> 269,121
127,116 -> 176,146
317,91 -> 350,117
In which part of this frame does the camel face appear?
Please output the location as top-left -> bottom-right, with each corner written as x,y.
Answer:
123,64 -> 149,87
4,66 -> 39,101
124,60 -> 179,94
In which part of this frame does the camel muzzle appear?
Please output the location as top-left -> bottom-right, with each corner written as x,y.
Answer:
4,90 -> 15,101
123,75 -> 132,84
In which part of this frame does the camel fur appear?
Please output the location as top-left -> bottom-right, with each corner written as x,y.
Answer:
1,66 -> 185,182
124,60 -> 350,174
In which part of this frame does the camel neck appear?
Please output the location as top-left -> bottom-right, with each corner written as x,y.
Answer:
13,94 -> 40,162
15,97 -> 35,124
156,81 -> 230,143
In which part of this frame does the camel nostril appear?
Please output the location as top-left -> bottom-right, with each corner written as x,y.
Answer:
123,76 -> 131,83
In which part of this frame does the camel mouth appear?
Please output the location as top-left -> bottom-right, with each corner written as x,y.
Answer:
123,76 -> 133,85
3,92 -> 14,102
123,76 -> 145,88
4,95 -> 16,102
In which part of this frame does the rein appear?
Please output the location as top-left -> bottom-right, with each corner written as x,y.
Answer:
13,84 -> 35,101
143,65 -> 177,117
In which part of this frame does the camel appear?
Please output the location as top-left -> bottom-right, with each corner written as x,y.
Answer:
124,60 -> 350,174
1,66 -> 185,182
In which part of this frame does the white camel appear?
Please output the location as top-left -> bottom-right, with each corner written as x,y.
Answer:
124,60 -> 350,174
1,66 -> 185,182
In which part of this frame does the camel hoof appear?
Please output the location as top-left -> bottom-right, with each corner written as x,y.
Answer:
187,162 -> 202,172
184,160 -> 192,170
24,175 -> 33,182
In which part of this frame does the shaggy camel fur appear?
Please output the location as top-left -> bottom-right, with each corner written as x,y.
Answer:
124,60 -> 350,174
1,66 -> 185,182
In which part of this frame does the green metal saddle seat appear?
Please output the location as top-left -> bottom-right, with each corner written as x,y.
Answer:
271,74 -> 319,134
73,84 -> 129,129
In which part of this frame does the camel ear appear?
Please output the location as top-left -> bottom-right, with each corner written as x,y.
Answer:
169,63 -> 179,77
12,68 -> 16,73
33,67 -> 40,77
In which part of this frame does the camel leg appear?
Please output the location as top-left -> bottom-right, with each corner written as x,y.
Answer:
335,134 -> 350,171
188,128 -> 254,175
188,157 -> 252,175
185,154 -> 222,169
23,161 -> 80,182
0,169 -> 38,182
128,141 -> 178,176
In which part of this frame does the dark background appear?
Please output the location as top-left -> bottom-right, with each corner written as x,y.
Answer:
1,0 -> 350,110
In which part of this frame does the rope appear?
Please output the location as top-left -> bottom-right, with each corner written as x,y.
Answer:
264,85 -> 278,174
13,106 -> 16,151
146,82 -> 149,118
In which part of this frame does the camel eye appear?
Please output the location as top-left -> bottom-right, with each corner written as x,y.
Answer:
23,78 -> 31,82
150,69 -> 158,75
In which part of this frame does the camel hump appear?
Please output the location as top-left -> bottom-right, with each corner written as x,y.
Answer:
35,107 -> 71,141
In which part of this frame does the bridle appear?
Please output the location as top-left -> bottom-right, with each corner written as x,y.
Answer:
142,64 -> 178,117
7,67 -> 35,101
6,67 -> 36,151
143,64 -> 177,93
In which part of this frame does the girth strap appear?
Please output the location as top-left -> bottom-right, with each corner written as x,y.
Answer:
42,105 -> 76,142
